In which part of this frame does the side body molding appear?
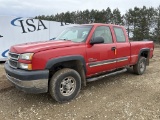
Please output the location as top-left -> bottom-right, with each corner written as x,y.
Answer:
45,55 -> 87,73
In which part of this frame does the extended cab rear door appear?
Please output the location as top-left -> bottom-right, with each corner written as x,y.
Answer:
113,26 -> 130,68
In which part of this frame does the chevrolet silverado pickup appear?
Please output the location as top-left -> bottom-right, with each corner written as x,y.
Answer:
4,23 -> 154,102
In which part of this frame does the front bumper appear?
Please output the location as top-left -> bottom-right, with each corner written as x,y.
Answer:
4,62 -> 49,93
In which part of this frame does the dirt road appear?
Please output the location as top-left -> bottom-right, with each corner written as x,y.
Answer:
0,48 -> 160,120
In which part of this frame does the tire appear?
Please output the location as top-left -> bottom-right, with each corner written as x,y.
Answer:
49,68 -> 81,103
133,57 -> 146,75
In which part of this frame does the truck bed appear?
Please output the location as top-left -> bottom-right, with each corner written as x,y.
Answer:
130,41 -> 154,65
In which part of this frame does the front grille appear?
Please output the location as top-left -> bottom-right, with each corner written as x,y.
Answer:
8,52 -> 19,60
9,59 -> 18,68
8,52 -> 20,68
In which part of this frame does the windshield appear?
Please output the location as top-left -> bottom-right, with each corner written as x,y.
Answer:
55,25 -> 92,42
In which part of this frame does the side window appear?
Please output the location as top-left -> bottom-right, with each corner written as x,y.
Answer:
93,26 -> 113,43
114,27 -> 126,42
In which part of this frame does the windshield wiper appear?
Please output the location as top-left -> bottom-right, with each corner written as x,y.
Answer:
59,39 -> 71,41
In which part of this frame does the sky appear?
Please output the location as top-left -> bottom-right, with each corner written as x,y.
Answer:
0,0 -> 159,18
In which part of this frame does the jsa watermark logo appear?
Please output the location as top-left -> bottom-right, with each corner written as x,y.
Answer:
2,49 -> 9,57
11,17 -> 48,33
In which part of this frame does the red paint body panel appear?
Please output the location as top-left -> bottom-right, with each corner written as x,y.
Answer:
9,23 -> 154,77
10,40 -> 82,53
32,44 -> 86,70
130,41 -> 154,65
115,42 -> 131,68
86,43 -> 116,76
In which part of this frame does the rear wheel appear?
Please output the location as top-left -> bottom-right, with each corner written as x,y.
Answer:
49,68 -> 81,103
133,57 -> 146,75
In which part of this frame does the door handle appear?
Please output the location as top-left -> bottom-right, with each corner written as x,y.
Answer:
111,47 -> 117,55
0,35 -> 3,38
111,47 -> 116,51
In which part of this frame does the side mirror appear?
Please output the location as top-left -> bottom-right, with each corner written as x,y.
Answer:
90,36 -> 104,45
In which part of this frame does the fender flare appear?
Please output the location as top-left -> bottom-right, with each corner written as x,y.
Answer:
45,55 -> 87,73
138,48 -> 150,65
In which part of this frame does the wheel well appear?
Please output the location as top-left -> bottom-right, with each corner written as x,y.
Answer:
49,60 -> 86,86
140,51 -> 148,58
139,50 -> 150,65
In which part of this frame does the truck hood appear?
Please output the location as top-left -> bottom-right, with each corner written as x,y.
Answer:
10,40 -> 84,54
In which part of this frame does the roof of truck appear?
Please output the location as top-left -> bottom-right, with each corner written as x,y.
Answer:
81,23 -> 123,27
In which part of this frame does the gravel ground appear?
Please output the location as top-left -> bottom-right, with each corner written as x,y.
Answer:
0,47 -> 160,120
0,63 -> 13,91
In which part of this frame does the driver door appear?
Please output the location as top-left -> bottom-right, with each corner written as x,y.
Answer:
86,26 -> 117,76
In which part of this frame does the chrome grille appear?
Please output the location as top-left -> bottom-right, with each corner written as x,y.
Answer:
8,52 -> 19,60
8,52 -> 20,68
9,59 -> 18,68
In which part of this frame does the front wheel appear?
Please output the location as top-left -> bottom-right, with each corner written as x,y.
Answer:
133,57 -> 146,75
49,68 -> 81,103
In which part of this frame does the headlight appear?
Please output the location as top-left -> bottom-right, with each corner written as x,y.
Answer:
19,53 -> 34,60
18,63 -> 32,70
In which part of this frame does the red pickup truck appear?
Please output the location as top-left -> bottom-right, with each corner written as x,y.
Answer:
5,23 -> 154,102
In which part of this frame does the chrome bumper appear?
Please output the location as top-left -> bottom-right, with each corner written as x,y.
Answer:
6,74 -> 48,93
4,62 -> 49,93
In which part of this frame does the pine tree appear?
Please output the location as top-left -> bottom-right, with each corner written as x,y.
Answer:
112,8 -> 122,25
155,5 -> 160,43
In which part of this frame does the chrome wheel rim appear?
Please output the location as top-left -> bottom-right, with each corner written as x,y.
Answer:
60,76 -> 76,96
140,61 -> 145,72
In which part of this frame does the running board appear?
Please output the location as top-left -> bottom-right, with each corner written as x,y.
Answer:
87,68 -> 127,82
